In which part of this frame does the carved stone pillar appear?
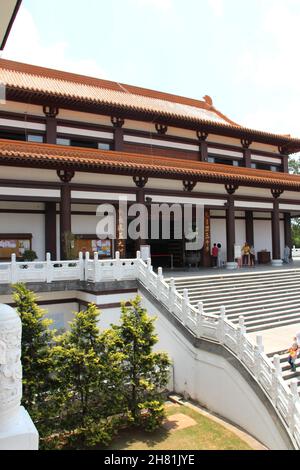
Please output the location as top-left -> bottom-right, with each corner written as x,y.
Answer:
0,304 -> 38,450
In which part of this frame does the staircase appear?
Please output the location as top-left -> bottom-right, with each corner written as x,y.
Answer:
167,269 -> 300,333
267,350 -> 300,393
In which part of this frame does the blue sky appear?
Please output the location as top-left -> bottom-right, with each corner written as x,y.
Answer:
2,0 -> 300,137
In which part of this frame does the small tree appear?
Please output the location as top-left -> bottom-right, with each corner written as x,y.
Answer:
51,303 -> 124,446
12,283 -> 54,417
112,296 -> 171,430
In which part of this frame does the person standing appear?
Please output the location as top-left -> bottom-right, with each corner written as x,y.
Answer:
211,243 -> 218,268
283,245 -> 291,264
250,246 -> 256,267
242,242 -> 251,266
217,243 -> 222,268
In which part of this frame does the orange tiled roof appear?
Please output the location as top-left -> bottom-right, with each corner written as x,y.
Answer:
0,59 -> 240,127
0,138 -> 299,190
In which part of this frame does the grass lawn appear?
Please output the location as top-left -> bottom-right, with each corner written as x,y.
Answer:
108,404 -> 253,451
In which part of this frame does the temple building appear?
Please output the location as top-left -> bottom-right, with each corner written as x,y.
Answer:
0,58 -> 300,269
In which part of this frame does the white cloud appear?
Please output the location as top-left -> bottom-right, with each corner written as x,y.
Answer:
208,0 -> 224,17
235,1 -> 300,137
0,6 -> 107,78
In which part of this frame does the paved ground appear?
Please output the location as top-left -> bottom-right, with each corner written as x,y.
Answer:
248,322 -> 300,355
163,259 -> 300,279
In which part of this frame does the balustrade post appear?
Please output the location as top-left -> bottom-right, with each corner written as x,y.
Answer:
288,379 -> 299,434
11,254 -> 17,284
237,316 -> 246,360
94,252 -> 99,282
196,301 -> 204,339
78,252 -> 84,281
254,335 -> 264,380
136,251 -> 141,260
182,289 -> 190,326
157,267 -> 163,301
271,355 -> 282,404
46,252 -> 53,283
168,278 -> 176,312
114,251 -> 121,281
84,251 -> 90,281
217,305 -> 226,344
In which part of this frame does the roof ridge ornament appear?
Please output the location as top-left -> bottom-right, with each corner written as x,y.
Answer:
203,95 -> 213,107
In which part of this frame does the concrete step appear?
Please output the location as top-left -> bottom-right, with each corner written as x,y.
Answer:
173,272 -> 300,289
194,290 -> 300,310
170,269 -> 300,284
206,300 -> 300,317
177,280 -> 300,298
247,317 -> 300,333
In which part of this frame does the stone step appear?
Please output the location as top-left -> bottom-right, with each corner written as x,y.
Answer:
239,311 -> 300,328
227,309 -> 300,325
172,272 -> 300,288
247,317 -> 300,333
177,280 -> 300,298
177,283 -> 300,301
195,290 -> 300,309
205,299 -> 300,316
169,269 -> 300,284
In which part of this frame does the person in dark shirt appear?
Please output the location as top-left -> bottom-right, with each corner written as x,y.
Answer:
211,243 -> 218,268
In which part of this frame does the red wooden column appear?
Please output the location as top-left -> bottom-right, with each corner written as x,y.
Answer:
44,106 -> 59,259
45,202 -> 57,260
57,169 -> 75,260
241,139 -> 252,168
245,211 -> 254,247
43,106 -> 59,144
271,189 -> 284,265
133,176 -> 148,252
225,184 -> 238,268
197,131 -> 208,162
279,146 -> 289,173
284,213 -> 292,255
111,116 -> 124,151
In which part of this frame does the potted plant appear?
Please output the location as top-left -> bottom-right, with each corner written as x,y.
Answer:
22,250 -> 38,262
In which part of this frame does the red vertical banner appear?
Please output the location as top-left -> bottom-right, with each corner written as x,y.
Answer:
203,208 -> 211,267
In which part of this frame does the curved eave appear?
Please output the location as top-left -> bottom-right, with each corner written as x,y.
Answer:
0,139 -> 300,192
6,87 -> 300,153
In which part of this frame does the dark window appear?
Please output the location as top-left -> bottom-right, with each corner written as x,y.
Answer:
208,155 -> 237,166
0,130 -> 26,141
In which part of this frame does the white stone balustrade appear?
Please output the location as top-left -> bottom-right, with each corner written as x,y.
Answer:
1,252 -> 300,448
0,304 -> 38,450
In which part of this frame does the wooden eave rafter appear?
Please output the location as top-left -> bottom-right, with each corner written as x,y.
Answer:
5,87 -> 300,154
